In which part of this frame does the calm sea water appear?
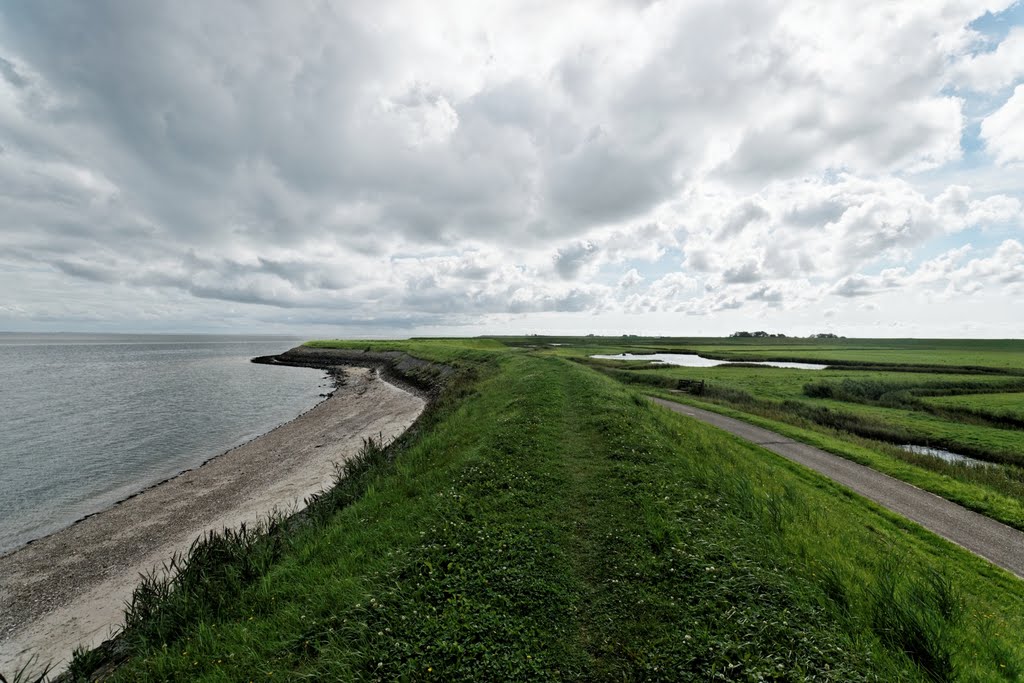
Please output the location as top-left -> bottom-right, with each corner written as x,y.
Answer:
0,334 -> 329,555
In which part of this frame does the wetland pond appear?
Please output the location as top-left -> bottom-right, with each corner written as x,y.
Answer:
899,444 -> 992,468
590,352 -> 828,370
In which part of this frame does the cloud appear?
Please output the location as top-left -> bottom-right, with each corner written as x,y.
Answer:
553,241 -> 599,279
0,55 -> 27,88
949,26 -> 1024,92
722,260 -> 763,284
746,285 -> 784,303
981,84 -> 1024,166
718,199 -> 769,238
828,240 -> 1024,301
675,175 -> 1022,290
965,193 -> 1022,225
833,275 -> 880,298
945,239 -> 1024,291
0,0 -> 1022,335
544,128 -> 677,226
618,268 -> 644,289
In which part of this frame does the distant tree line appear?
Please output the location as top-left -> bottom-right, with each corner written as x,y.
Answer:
730,331 -> 843,339
729,331 -> 787,338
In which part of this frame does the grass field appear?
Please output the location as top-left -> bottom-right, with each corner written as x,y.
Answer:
508,336 -> 1024,372
924,392 -> 1024,422
589,364 -> 1024,464
565,337 -> 1024,534
54,338 -> 1024,682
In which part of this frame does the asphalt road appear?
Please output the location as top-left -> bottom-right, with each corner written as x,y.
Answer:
650,397 -> 1024,579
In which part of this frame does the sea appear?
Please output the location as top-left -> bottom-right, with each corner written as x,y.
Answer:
0,334 -> 330,556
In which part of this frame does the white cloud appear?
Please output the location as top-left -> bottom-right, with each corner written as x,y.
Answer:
965,193 -> 1022,225
618,268 -> 644,289
670,175 -> 1019,288
828,240 -> 1024,300
379,88 -> 460,149
949,26 -> 1024,92
981,84 -> 1024,166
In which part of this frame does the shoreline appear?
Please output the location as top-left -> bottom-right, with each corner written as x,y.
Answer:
0,368 -> 334,562
0,363 -> 426,676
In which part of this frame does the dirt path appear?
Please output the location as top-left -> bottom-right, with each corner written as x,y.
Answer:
0,367 -> 425,676
650,397 -> 1024,579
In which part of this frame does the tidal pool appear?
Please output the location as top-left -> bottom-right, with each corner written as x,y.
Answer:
590,352 -> 828,370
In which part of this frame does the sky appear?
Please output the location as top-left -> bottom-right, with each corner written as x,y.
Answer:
1,1 -> 1022,339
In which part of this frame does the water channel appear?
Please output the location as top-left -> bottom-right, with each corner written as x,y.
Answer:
590,352 -> 828,370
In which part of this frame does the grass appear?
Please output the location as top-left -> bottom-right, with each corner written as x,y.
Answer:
645,389 -> 1024,532
565,336 -> 1024,533
583,361 -> 1024,461
512,336 -> 1024,372
48,339 -> 1024,681
924,392 -> 1024,424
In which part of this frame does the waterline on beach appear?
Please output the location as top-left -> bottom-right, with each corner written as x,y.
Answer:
0,335 -> 327,555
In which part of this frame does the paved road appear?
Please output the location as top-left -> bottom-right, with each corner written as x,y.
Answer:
650,397 -> 1024,579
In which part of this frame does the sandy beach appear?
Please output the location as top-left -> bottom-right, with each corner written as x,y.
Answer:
0,365 -> 425,676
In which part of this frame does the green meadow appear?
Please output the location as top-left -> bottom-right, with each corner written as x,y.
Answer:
924,392 -> 1024,423
55,338 -> 1024,682
568,337 -> 1024,530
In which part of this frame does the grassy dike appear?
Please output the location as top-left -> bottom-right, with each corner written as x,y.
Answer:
62,341 -> 1023,681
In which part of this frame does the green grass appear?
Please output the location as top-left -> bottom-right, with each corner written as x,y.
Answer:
53,339 -> 1024,681
600,367 -> 1024,522
806,400 -> 1024,465
511,336 -> 1024,372
596,364 -> 1017,402
925,393 -> 1024,423
646,389 -> 1024,533
581,360 -> 1024,462
563,335 -> 1024,532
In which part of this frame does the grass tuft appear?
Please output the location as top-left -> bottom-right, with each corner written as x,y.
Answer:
867,558 -> 964,682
